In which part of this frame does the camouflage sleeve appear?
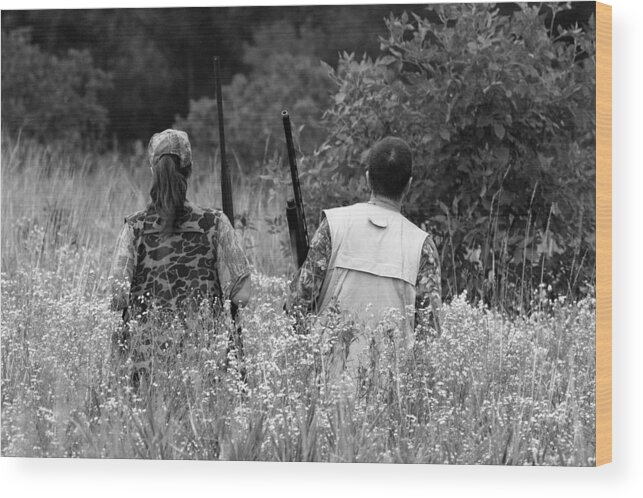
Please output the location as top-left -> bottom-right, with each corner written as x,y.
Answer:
289,217 -> 332,313
415,235 -> 442,334
216,213 -> 252,301
109,222 -> 136,311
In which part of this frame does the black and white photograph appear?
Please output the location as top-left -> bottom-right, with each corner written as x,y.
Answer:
1,1 -> 602,466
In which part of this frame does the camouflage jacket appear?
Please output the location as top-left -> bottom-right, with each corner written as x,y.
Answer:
110,201 -> 251,315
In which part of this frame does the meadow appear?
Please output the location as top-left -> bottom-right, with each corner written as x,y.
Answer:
1,136 -> 596,464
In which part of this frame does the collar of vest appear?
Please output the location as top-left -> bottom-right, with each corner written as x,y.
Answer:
367,197 -> 402,212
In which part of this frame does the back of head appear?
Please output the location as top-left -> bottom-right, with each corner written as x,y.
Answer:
367,136 -> 413,200
147,130 -> 193,235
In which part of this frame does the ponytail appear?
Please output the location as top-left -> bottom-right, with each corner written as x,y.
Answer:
149,154 -> 192,236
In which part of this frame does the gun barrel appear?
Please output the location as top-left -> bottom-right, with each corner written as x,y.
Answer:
214,56 -> 234,224
282,110 -> 309,267
281,111 -> 305,214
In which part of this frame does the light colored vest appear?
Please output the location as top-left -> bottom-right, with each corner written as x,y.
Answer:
319,202 -> 428,337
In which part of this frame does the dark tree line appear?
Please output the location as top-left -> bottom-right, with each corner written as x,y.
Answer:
1,3 -> 595,144
1,5 -> 419,142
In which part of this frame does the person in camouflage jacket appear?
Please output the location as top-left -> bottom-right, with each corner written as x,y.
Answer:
109,129 -> 251,383
110,202 -> 251,315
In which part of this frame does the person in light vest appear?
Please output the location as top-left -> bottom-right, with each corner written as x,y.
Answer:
291,136 -> 442,375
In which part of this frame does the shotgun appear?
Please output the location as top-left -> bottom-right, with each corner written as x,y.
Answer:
214,56 -> 234,224
281,110 -> 309,268
214,56 -> 246,380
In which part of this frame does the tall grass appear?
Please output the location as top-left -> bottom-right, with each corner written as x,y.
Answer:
1,136 -> 596,464
1,134 -> 291,277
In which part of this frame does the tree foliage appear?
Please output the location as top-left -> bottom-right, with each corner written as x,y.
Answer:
307,4 -> 596,309
1,6 -> 410,142
1,29 -> 112,144
2,4 -> 595,143
175,21 -> 335,172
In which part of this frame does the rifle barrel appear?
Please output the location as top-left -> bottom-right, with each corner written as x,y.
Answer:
282,111 -> 305,225
281,110 -> 309,266
214,56 -> 234,224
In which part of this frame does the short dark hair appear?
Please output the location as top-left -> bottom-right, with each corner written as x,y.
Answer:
367,136 -> 413,200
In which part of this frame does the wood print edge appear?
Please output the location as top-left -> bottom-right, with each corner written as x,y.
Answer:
595,0 -> 612,467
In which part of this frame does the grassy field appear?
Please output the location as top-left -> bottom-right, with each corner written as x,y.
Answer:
1,136 -> 596,464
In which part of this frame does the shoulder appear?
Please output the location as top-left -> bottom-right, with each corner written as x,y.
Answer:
324,202 -> 366,213
124,209 -> 148,226
400,212 -> 430,237
323,202 -> 367,221
311,216 -> 331,242
398,214 -> 434,255
419,232 -> 439,263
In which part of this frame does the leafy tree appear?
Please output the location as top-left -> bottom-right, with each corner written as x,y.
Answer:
175,20 -> 335,172
308,4 -> 596,310
1,28 -> 112,144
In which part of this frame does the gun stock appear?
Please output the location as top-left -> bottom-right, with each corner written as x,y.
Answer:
282,110 -> 309,268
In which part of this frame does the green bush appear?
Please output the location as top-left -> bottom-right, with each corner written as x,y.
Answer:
308,4 -> 596,310
1,28 -> 112,145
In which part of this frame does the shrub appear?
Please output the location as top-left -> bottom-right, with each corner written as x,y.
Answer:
308,4 -> 596,310
1,28 -> 112,145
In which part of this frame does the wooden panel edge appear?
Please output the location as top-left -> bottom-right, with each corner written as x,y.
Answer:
595,1 -> 612,467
